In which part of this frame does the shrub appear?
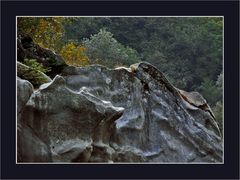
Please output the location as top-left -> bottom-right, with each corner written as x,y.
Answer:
60,42 -> 89,67
17,59 -> 51,87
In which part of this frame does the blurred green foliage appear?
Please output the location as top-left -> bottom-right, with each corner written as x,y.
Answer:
23,59 -> 51,73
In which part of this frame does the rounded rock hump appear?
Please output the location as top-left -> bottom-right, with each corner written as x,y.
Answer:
130,62 -> 178,95
178,89 -> 207,107
114,66 -> 132,73
39,75 -> 66,90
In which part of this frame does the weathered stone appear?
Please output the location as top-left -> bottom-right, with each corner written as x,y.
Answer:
61,62 -> 223,162
17,77 -> 33,115
17,122 -> 52,162
18,62 -> 223,163
20,75 -> 124,162
17,77 -> 51,162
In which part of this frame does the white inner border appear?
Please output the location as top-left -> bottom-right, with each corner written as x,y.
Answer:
16,16 -> 224,165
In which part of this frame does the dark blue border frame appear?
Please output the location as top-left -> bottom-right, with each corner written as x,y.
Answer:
1,1 -> 239,179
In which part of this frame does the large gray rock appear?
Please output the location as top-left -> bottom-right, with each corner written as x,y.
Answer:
17,77 -> 51,162
20,75 -> 124,162
17,77 -> 33,115
18,62 -> 223,163
17,122 -> 52,162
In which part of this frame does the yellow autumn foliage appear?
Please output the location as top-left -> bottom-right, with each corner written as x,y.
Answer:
17,17 -> 64,51
60,43 -> 89,67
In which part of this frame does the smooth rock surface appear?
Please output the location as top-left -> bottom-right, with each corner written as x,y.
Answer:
17,77 -> 34,115
17,77 -> 51,162
18,62 -> 223,163
19,75 -> 124,162
17,122 -> 52,162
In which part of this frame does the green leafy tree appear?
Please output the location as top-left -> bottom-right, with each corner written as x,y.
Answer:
198,78 -> 222,106
17,17 -> 91,67
82,29 -> 140,67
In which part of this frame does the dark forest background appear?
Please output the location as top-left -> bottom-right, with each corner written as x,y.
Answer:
17,17 -> 223,131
